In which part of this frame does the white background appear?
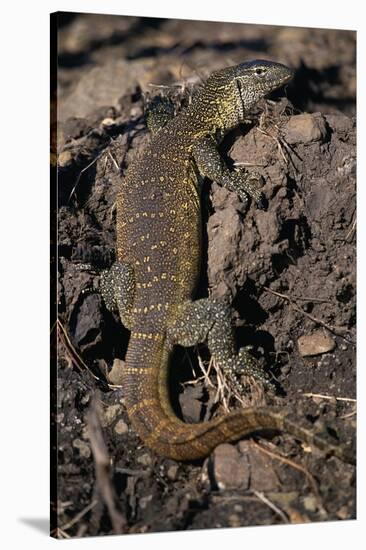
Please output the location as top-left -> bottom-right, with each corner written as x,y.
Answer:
0,0 -> 364,548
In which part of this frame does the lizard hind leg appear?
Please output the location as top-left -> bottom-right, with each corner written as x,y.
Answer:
100,261 -> 135,328
167,297 -> 273,391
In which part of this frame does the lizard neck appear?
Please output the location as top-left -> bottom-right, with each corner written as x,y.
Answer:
184,80 -> 244,138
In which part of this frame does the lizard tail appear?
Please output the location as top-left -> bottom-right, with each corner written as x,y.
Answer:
121,334 -> 354,463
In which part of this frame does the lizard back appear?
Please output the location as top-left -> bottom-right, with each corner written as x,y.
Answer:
117,118 -> 202,331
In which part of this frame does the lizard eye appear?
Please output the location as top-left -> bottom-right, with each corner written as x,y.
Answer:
255,67 -> 266,76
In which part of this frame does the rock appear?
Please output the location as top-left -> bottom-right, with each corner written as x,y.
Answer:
228,514 -> 242,527
58,14 -> 138,56
303,495 -> 318,512
324,113 -> 353,135
238,441 -> 279,492
101,117 -> 117,127
58,150 -> 73,168
62,117 -> 92,142
337,155 -> 356,176
207,205 -> 243,296
73,438 -> 91,458
179,385 -> 204,423
336,505 -> 351,520
71,293 -> 104,354
305,178 -> 335,222
200,458 -> 211,490
139,494 -> 153,510
284,113 -> 328,144
107,358 -> 125,385
211,444 -> 250,490
255,210 -> 280,245
166,463 -> 179,481
114,419 -> 129,435
101,404 -> 120,427
136,453 -> 152,467
59,60 -> 140,121
297,330 -> 336,357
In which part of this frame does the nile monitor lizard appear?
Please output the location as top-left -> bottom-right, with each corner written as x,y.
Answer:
100,60 -> 353,463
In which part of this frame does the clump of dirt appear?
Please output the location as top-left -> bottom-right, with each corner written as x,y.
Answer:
52,13 -> 356,538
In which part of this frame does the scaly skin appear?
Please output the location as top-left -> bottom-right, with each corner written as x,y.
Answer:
101,60 -> 353,463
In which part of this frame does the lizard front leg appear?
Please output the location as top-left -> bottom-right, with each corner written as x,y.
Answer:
100,261 -> 135,329
145,96 -> 175,135
192,134 -> 264,207
167,298 -> 273,390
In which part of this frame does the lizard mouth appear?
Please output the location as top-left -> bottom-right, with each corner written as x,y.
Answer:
279,73 -> 293,86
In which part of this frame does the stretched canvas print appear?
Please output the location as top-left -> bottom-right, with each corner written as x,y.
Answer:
50,11 -> 356,538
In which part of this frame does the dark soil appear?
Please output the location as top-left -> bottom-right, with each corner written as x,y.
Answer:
52,12 -> 356,538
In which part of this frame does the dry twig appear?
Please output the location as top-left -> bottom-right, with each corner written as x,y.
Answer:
263,286 -> 355,345
56,318 -> 98,379
86,397 -> 127,534
56,318 -> 122,390
251,440 -> 326,516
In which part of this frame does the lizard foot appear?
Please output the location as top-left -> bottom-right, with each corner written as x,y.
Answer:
224,346 -> 275,390
100,261 -> 135,325
145,95 -> 175,135
228,169 -> 264,206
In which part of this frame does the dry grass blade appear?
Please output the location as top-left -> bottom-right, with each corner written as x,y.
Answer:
257,126 -> 288,165
196,353 -> 215,388
108,150 -> 120,171
302,392 -> 356,403
345,218 -> 356,242
68,150 -> 106,202
55,528 -> 70,539
253,491 -> 289,523
339,408 -> 357,419
194,351 -> 264,413
51,500 -> 99,537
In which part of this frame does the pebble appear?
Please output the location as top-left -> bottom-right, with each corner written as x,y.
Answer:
114,419 -> 129,435
303,495 -> 318,512
166,463 -> 179,481
298,329 -> 336,357
101,117 -> 116,127
73,438 -> 91,458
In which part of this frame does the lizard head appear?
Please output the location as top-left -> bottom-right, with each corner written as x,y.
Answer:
203,60 -> 293,129
234,59 -> 294,111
